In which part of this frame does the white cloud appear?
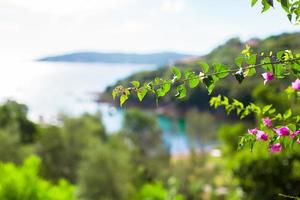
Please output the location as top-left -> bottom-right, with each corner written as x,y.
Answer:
160,0 -> 187,13
6,0 -> 136,15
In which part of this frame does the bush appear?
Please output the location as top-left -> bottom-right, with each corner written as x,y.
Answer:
0,156 -> 75,200
135,182 -> 185,200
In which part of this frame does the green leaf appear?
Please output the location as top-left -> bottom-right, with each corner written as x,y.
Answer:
213,64 -> 229,78
189,76 -> 200,88
281,0 -> 289,11
137,87 -> 147,101
274,113 -> 283,120
267,0 -> 274,7
131,81 -> 140,88
162,81 -> 171,94
251,0 -> 258,6
156,81 -> 171,97
274,64 -> 285,78
184,69 -> 192,79
292,62 -> 300,76
284,109 -> 292,120
262,0 -> 271,12
287,123 -> 296,132
235,57 -> 244,68
261,57 -> 273,72
175,84 -> 186,99
276,50 -> 285,59
185,70 -> 200,88
172,67 -> 181,80
287,13 -> 292,22
246,54 -> 257,65
262,104 -> 272,114
156,88 -> 165,97
198,61 -> 209,73
120,94 -> 128,106
244,67 -> 256,77
203,75 -> 215,94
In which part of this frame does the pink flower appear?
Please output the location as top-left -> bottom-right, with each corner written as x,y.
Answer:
262,118 -> 272,128
290,130 -> 299,139
262,72 -> 274,85
297,138 -> 300,144
248,128 -> 258,135
292,79 -> 300,91
256,130 -> 268,141
269,143 -> 282,153
274,126 -> 290,136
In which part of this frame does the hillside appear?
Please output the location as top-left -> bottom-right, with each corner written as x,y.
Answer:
38,52 -> 192,65
101,32 -> 300,115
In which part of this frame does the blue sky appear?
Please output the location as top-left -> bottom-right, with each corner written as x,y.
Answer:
0,0 -> 299,59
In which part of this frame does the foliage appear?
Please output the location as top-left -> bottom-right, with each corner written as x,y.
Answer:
105,32 -> 300,111
210,94 -> 300,152
252,0 -> 300,23
113,47 -> 300,105
113,39 -> 300,153
0,156 -> 75,200
108,3 -> 300,199
0,100 -> 38,143
37,113 -> 106,183
185,110 -> 218,149
1,1 -> 300,199
234,152 -> 300,199
77,136 -> 135,200
122,109 -> 170,183
217,123 -> 300,200
0,130 -> 32,164
135,180 -> 185,200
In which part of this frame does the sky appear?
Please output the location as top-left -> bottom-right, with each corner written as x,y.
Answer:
0,0 -> 299,60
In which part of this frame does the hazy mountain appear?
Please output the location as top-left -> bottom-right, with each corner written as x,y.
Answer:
38,52 -> 192,65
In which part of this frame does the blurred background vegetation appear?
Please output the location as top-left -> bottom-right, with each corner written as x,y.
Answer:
0,32 -> 300,200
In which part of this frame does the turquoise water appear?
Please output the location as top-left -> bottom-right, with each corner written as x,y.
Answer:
158,115 -> 190,155
99,105 -> 190,154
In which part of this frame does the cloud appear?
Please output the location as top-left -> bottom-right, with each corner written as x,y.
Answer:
160,0 -> 187,13
5,0 -> 136,15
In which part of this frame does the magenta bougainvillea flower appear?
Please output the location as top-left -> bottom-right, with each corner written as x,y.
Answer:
290,130 -> 299,139
292,79 -> 300,91
269,143 -> 282,153
256,130 -> 268,141
262,118 -> 272,128
262,72 -> 274,85
248,128 -> 258,135
274,126 -> 290,136
297,138 -> 300,144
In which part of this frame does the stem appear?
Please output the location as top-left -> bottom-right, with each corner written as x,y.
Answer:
279,193 -> 300,199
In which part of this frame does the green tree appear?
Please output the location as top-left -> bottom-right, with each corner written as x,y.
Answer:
123,109 -> 170,183
185,110 -> 218,150
77,136 -> 135,200
37,113 -> 106,183
0,100 -> 38,144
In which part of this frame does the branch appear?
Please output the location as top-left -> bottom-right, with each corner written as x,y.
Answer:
279,193 -> 300,200
128,57 -> 300,91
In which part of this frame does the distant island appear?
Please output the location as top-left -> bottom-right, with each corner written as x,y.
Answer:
38,52 -> 193,65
